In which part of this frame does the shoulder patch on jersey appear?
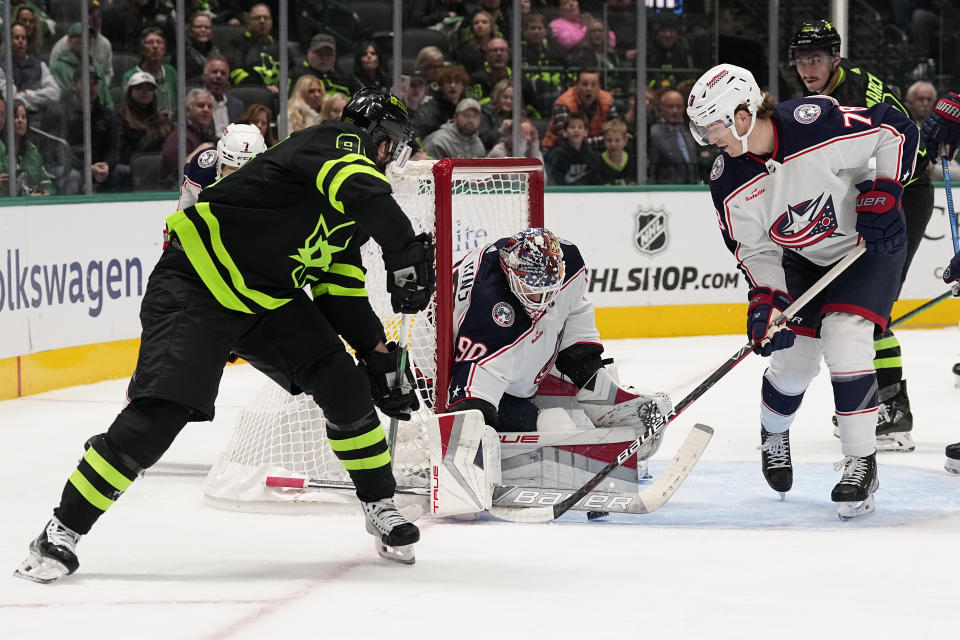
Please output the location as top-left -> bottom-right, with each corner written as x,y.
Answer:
492,301 -> 515,327
793,103 -> 822,124
197,149 -> 218,168
710,154 -> 724,181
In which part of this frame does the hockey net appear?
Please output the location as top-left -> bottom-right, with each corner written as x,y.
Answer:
204,159 -> 544,506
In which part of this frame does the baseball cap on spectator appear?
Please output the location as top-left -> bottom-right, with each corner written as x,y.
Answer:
310,34 -> 336,52
125,70 -> 157,91
455,98 -> 482,115
68,23 -> 83,37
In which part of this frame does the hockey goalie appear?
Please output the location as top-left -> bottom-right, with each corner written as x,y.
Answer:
428,228 -> 673,518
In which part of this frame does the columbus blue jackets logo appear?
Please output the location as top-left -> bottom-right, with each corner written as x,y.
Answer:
633,206 -> 668,255
492,301 -> 515,327
710,154 -> 724,181
768,193 -> 839,248
793,103 -> 822,124
197,148 -> 217,168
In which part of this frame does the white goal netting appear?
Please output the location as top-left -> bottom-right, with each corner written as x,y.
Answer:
204,159 -> 544,507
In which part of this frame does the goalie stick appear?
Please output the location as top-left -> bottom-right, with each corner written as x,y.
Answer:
488,244 -> 867,523
388,314 -> 413,456
266,476 -> 430,495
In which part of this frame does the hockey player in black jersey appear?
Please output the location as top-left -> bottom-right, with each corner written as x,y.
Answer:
15,88 -> 435,582
789,20 -> 933,452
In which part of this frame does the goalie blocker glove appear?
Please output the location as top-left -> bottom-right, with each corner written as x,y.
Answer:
920,91 -> 960,161
358,343 -> 419,421
747,286 -> 795,356
382,233 -> 436,314
854,178 -> 906,255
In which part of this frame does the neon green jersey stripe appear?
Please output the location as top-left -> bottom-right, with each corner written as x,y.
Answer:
328,165 -> 390,214
84,447 -> 133,492
311,283 -> 369,297
165,210 -> 252,313
874,356 -> 903,369
340,450 -> 392,471
194,203 -> 291,310
68,470 -> 114,511
328,426 -> 386,452
315,153 -> 374,192
874,336 -> 900,351
327,263 -> 366,282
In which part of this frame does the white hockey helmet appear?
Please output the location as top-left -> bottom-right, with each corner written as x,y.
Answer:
216,123 -> 266,178
498,228 -> 565,319
686,64 -> 763,154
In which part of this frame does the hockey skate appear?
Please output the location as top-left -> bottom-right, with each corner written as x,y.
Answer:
953,363 -> 960,388
760,427 -> 792,499
830,381 -> 914,452
362,498 -> 421,565
13,518 -> 80,584
832,452 -> 878,520
946,443 -> 960,474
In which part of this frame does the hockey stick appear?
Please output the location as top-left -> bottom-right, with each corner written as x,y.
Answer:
266,475 -> 429,496
489,244 -> 867,523
388,314 -> 413,456
942,149 -> 959,253
889,290 -> 953,328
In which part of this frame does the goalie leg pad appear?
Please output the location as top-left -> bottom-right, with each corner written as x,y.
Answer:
427,410 -> 501,517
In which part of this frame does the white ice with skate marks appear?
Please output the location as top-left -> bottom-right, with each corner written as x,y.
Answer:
2,329 -> 960,638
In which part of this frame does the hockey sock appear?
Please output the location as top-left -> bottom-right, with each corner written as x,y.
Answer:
873,328 -> 902,390
760,374 -> 805,433
831,371 -> 879,456
326,412 -> 396,502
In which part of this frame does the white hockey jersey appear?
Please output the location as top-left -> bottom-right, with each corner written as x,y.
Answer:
709,96 -> 919,292
448,238 -> 601,409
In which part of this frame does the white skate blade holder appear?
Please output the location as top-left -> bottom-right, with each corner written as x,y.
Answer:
13,551 -> 71,584
945,458 -> 960,475
369,503 -> 423,565
836,494 -> 876,520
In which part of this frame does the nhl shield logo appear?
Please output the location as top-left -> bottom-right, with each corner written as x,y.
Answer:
634,206 -> 669,255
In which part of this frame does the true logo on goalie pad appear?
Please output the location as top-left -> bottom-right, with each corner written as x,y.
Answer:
633,206 -> 669,256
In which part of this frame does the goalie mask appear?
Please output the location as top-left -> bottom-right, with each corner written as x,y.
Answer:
216,123 -> 266,179
686,64 -> 763,155
341,87 -> 414,170
499,228 -> 565,318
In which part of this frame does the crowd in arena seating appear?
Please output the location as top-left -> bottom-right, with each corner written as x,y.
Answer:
1,0 -> 940,196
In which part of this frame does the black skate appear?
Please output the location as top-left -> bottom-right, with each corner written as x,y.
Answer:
832,452 -> 879,520
760,427 -> 793,498
953,363 -> 960,388
362,498 -> 421,565
946,442 -> 960,475
13,518 -> 81,584
875,381 -> 914,452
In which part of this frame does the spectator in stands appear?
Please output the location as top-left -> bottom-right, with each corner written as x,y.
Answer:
319,92 -> 348,123
184,11 -> 220,82
544,111 -> 597,185
400,75 -> 429,117
14,4 -> 44,55
593,119 -> 635,185
551,0 -> 614,55
487,117 -> 543,161
648,88 -> 703,184
647,13 -> 694,87
41,65 -> 129,193
228,2 -> 281,92
287,74 -> 325,132
49,3 -> 114,89
467,37 -> 536,109
404,0 -> 465,28
122,27 -> 177,119
423,97 -> 486,159
467,0 -> 510,37
479,78 -> 513,150
102,0 -> 177,54
413,64 -> 470,139
352,40 -> 391,92
521,12 -> 567,117
161,88 -> 216,183
454,10 -> 496,73
572,19 -> 621,71
203,55 -> 245,136
905,80 -> 937,124
0,99 -> 55,196
292,33 -> 355,97
10,21 -> 59,124
414,46 -> 446,90
240,102 -> 278,146
115,70 -> 174,166
541,68 -> 618,151
50,25 -> 114,109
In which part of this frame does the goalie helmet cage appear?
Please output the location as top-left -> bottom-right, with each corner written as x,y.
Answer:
203,158 -> 544,508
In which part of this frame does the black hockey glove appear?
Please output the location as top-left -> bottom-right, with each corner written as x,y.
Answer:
921,91 -> 960,162
854,179 -> 906,255
382,233 -> 436,314
358,343 -> 420,421
747,286 -> 795,357
943,251 -> 960,296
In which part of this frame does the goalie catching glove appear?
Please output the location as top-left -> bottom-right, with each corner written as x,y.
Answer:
576,365 -> 672,431
382,233 -> 436,314
358,343 -> 419,421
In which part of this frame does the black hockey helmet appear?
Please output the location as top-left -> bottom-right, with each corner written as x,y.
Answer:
341,86 -> 414,168
789,20 -> 841,64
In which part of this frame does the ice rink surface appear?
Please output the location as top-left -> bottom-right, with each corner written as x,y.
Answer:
2,329 -> 959,639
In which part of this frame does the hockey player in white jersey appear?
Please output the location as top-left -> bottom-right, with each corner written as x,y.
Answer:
446,227 -> 671,454
177,123 -> 266,209
687,64 -> 919,518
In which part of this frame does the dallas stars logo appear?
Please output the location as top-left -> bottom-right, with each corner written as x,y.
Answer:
768,192 -> 840,248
